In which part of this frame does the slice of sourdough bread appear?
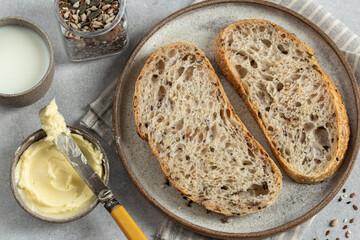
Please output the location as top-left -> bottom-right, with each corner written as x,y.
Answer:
133,42 -> 282,216
214,19 -> 350,183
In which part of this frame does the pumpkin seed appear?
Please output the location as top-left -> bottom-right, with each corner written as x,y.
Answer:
89,1 -> 100,7
103,0 -> 114,4
79,2 -> 86,15
88,9 -> 102,19
69,0 -> 78,4
60,3 -> 72,9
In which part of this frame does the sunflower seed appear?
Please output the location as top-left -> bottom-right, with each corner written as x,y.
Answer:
64,11 -> 70,19
102,4 -> 110,10
92,21 -> 103,26
85,0 -> 90,5
90,6 -> 98,11
73,1 -> 80,8
72,14 -> 79,21
104,22 -> 112,29
70,22 -> 79,29
105,16 -> 114,23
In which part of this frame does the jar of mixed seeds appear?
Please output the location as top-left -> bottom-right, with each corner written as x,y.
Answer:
54,0 -> 128,62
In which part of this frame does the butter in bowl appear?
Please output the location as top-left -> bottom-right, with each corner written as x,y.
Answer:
10,101 -> 109,222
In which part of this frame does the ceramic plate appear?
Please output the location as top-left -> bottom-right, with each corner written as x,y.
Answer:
113,0 -> 360,238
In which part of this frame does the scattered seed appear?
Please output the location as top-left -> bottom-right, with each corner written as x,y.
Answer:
343,218 -> 348,223
325,230 -> 330,236
346,201 -> 351,204
350,192 -> 356,198
343,189 -> 346,193
330,219 -> 338,227
349,218 -> 354,223
220,218 -> 227,224
353,204 -> 358,210
345,231 -> 350,238
343,225 -> 348,229
336,238 -> 340,240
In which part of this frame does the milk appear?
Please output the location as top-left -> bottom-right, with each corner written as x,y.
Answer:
0,26 -> 50,94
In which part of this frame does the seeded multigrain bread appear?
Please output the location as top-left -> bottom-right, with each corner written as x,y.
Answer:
133,42 -> 282,216
214,19 -> 350,184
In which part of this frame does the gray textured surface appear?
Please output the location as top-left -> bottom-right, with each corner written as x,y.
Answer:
0,1 -> 359,240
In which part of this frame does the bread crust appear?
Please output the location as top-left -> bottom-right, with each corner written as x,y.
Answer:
214,19 -> 350,183
133,42 -> 282,216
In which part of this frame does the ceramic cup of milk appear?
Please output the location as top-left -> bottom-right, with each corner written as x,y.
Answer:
0,17 -> 55,108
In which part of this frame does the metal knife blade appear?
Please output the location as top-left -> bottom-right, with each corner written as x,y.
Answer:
54,133 -> 107,197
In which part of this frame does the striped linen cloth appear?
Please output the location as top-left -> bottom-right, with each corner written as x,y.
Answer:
80,0 -> 360,239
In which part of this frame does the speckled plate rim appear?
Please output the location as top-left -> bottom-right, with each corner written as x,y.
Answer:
113,0 -> 360,239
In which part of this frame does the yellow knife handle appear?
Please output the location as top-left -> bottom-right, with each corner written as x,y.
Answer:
110,206 -> 148,240
105,199 -> 147,240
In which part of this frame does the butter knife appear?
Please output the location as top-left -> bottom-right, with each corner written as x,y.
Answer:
55,133 -> 147,240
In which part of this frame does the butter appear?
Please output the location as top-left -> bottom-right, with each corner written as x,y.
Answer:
15,100 -> 104,219
39,100 -> 70,141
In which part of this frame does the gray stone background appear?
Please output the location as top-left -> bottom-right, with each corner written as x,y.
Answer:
0,0 -> 359,239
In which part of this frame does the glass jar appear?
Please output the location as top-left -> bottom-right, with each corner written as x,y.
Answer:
54,0 -> 128,62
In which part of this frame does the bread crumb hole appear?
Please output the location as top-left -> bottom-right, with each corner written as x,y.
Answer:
304,122 -> 315,131
176,119 -> 184,130
276,83 -> 284,91
296,49 -> 303,57
243,160 -> 252,166
295,102 -> 301,107
151,74 -> 158,82
250,59 -> 258,68
261,39 -> 271,48
314,159 -> 321,164
226,108 -> 231,118
156,60 -> 165,73
268,126 -> 273,131
277,44 -> 288,54
168,49 -> 176,57
157,116 -> 164,123
236,65 -> 248,78
291,74 -> 301,80
285,148 -> 290,156
247,184 -> 269,196
184,66 -> 195,81
259,26 -> 265,32
265,107 -> 270,112
178,67 -> 185,77
309,114 -> 318,121
248,149 -> 255,158
158,86 -> 166,101
314,126 -> 329,147
238,50 -> 247,56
